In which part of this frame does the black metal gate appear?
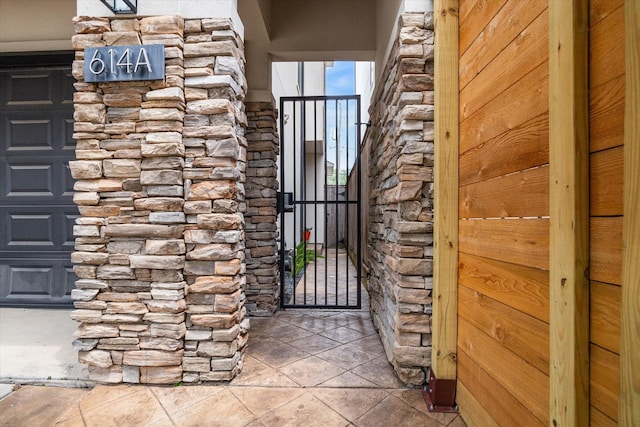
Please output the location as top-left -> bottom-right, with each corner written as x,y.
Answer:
278,95 -> 362,309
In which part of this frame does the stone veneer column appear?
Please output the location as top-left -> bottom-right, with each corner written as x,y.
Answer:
181,17 -> 248,383
366,12 -> 435,385
70,15 -> 248,384
243,102 -> 279,316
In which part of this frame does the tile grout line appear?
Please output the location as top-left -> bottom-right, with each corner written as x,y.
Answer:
228,386 -> 303,423
224,386 -> 261,424
307,389 -> 359,427
79,402 -> 89,427
310,387 -> 394,424
147,385 -> 177,427
77,386 -> 140,415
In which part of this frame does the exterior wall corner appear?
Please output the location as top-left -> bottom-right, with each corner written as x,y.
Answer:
365,11 -> 435,386
70,14 -> 250,384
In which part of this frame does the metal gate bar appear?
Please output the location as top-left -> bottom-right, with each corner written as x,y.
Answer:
278,95 -> 362,309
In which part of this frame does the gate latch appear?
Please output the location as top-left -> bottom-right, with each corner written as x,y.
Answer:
277,192 -> 294,213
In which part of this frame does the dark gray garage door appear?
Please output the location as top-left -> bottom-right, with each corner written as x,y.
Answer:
0,54 -> 77,307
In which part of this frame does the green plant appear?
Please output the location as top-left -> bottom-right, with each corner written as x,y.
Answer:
292,241 -> 323,276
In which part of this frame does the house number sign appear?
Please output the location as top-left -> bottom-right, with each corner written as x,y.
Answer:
84,44 -> 164,83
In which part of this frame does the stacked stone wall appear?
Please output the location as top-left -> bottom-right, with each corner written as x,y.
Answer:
244,102 -> 280,316
365,12 -> 435,386
70,15 -> 248,384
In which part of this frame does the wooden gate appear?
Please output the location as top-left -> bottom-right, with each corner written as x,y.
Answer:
452,0 -> 626,425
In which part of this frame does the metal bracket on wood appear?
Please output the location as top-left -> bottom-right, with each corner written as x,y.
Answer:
423,369 -> 458,413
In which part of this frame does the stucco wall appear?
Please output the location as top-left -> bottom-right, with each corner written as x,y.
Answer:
0,0 -> 75,52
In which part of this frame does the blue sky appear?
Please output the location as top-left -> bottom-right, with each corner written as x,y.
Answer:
325,62 -> 358,178
326,62 -> 355,95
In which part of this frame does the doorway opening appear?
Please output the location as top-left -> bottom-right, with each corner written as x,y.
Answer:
278,95 -> 362,309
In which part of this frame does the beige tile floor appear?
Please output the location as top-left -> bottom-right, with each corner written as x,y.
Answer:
1,251 -> 465,426
0,307 -> 465,426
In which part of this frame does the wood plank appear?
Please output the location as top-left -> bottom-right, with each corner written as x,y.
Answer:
460,0 -> 546,91
460,165 -> 548,219
458,318 -> 549,423
590,0 -> 624,27
590,281 -> 621,354
590,216 -> 623,285
457,351 -> 543,427
549,1 -> 590,424
457,0 -> 476,27
591,344 -> 620,422
590,146 -> 624,216
459,252 -> 549,322
459,0 -> 507,56
590,74 -> 625,153
457,381 -> 500,427
459,284 -> 549,374
459,113 -> 548,186
460,60 -> 548,154
590,406 -> 617,427
459,218 -> 549,270
461,6 -> 547,116
621,0 -> 640,423
432,0 -> 459,381
590,5 -> 625,89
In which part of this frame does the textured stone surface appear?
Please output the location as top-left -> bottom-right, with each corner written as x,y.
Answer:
139,16 -> 184,36
71,15 -> 247,385
187,181 -> 236,200
366,12 -> 434,384
139,366 -> 183,383
123,350 -> 183,366
196,213 -> 242,230
103,159 -> 141,177
73,16 -> 111,34
243,102 -> 279,315
78,350 -> 113,368
187,276 -> 240,294
69,160 -> 103,179
129,255 -> 185,270
190,313 -> 238,329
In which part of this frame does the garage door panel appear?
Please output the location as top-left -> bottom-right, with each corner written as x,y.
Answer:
5,265 -> 54,296
62,158 -> 75,196
53,110 -> 75,151
5,72 -> 55,106
63,117 -> 75,150
61,71 -> 75,104
4,115 -> 54,152
63,208 -> 80,248
1,62 -> 75,307
8,163 -> 54,196
64,267 -> 76,296
1,157 -> 75,202
6,212 -> 54,248
3,109 -> 72,152
0,259 -> 75,305
1,206 -> 78,251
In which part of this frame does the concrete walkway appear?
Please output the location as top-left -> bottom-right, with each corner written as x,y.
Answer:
1,273 -> 465,426
0,308 -> 89,387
